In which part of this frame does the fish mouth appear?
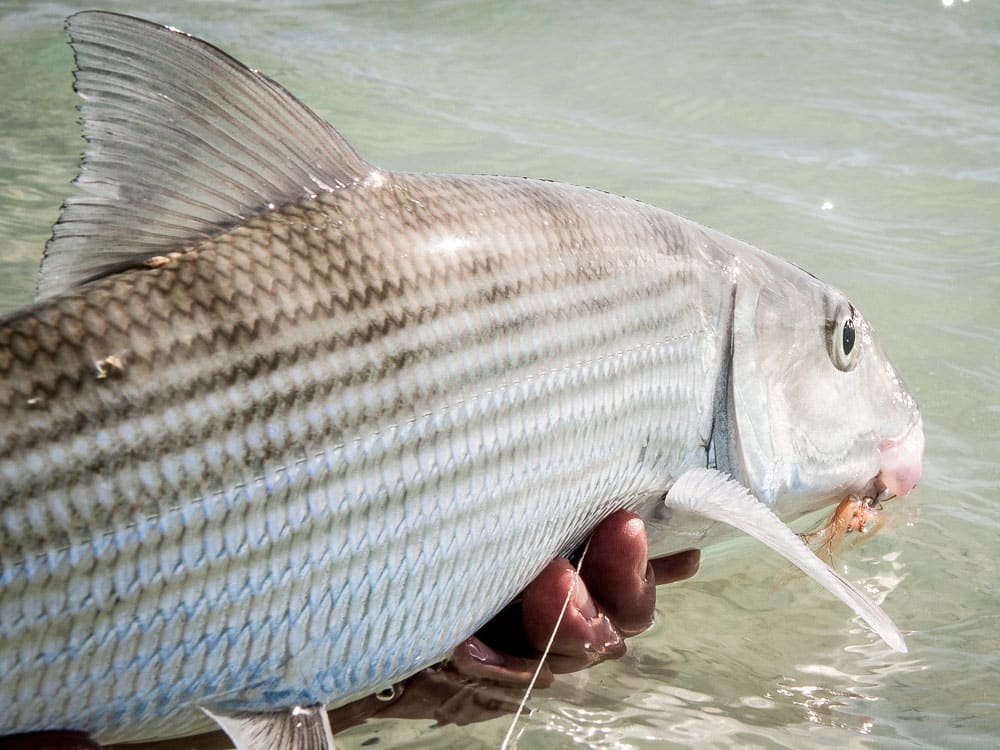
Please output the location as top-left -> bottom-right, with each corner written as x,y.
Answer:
858,415 -> 924,505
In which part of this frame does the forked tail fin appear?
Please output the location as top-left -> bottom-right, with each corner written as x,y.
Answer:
41,11 -> 375,299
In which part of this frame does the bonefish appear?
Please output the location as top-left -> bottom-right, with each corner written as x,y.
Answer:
0,11 -> 923,747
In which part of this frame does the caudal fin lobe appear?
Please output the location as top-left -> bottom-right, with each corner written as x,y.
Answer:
41,11 -> 375,299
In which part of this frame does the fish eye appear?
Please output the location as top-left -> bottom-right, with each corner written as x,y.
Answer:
828,304 -> 861,372
842,317 -> 856,356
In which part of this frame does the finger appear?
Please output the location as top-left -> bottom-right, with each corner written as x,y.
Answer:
580,511 -> 656,635
329,663 -> 523,729
391,668 -> 522,727
521,558 -> 624,672
650,548 -> 700,585
0,733 -> 101,750
448,636 -> 551,687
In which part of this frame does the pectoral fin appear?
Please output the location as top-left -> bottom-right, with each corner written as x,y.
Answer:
666,468 -> 907,653
202,704 -> 336,750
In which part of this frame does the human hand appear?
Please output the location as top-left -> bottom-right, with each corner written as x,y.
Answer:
329,510 -> 699,731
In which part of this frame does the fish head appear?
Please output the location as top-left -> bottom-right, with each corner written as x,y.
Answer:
724,249 -> 923,517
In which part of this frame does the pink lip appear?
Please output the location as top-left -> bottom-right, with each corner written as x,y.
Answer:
876,417 -> 925,498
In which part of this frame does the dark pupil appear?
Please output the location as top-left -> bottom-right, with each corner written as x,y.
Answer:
842,317 -> 856,355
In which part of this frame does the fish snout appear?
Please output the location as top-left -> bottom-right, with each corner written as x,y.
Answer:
876,417 -> 924,498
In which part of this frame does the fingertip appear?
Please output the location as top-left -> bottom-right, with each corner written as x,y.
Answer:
449,636 -> 549,686
650,548 -> 700,585
521,559 -> 576,650
521,560 -> 624,659
582,512 -> 656,635
589,511 -> 648,578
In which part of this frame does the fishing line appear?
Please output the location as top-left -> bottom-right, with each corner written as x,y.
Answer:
500,536 -> 592,750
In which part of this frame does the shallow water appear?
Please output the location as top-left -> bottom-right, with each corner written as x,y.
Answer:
1,1 -> 997,748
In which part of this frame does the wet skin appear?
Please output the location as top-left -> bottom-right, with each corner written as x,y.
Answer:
1,512 -> 699,748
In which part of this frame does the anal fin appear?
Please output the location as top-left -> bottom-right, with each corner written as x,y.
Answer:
202,705 -> 336,750
666,468 -> 907,653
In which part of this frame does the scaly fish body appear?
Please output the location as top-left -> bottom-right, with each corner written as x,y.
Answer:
0,12 -> 923,743
1,172 -> 731,739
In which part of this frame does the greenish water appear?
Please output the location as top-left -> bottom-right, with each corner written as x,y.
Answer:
1,1 -> 997,748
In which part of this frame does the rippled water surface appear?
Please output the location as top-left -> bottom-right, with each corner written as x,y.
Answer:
1,1 -> 997,748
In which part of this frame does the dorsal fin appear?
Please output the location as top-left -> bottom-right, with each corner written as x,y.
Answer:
39,11 -> 376,299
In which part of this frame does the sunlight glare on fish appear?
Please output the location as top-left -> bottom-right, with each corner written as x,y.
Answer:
427,235 -> 471,255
